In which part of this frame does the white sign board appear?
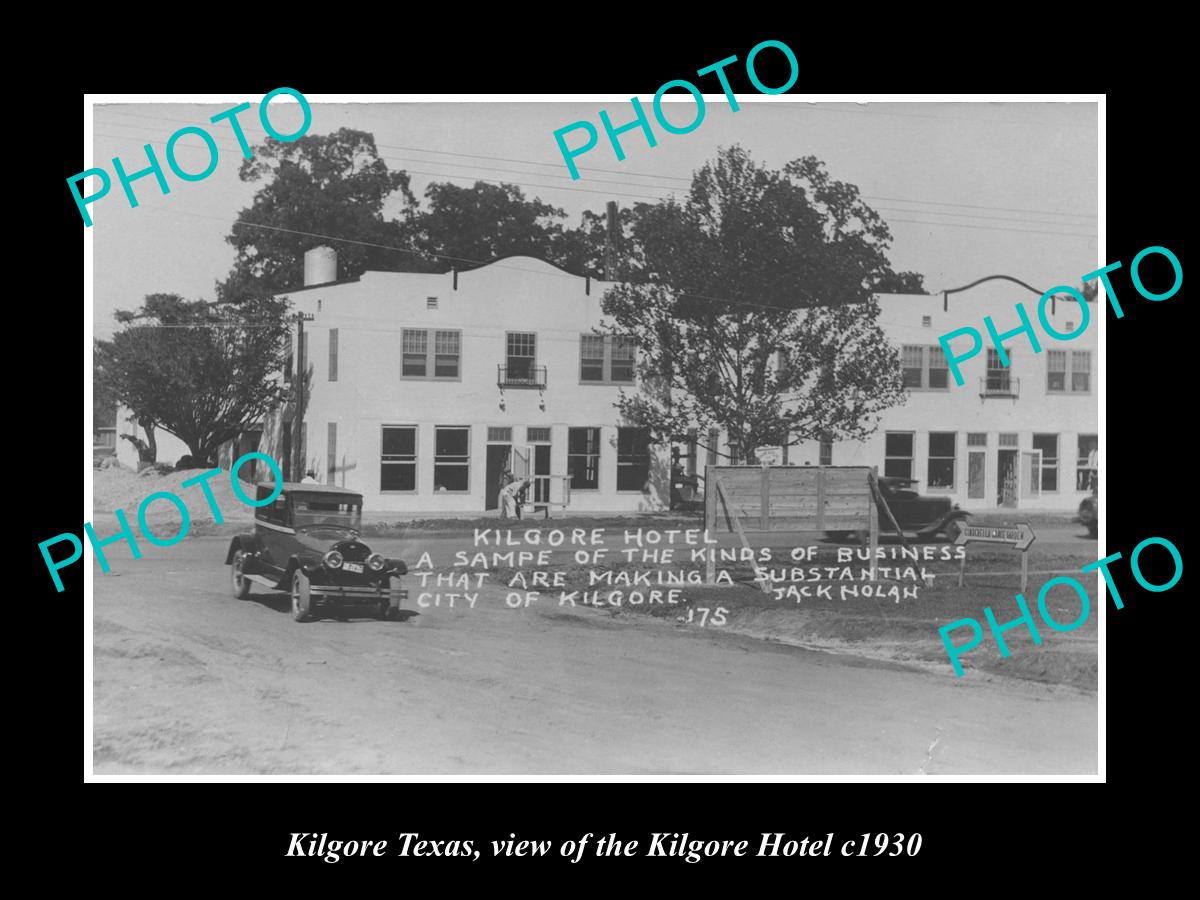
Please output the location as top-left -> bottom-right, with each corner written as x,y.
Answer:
754,446 -> 783,466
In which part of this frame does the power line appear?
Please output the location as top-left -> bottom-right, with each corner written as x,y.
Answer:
93,108 -> 1098,221
94,127 -> 1096,238
91,130 -> 674,204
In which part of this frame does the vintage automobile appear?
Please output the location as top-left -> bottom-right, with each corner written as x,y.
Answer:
828,475 -> 971,542
224,483 -> 409,623
1078,491 -> 1098,538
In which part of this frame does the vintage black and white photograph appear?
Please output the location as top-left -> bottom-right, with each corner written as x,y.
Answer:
85,95 -> 1100,776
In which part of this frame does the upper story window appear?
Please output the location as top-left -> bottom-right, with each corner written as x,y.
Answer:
328,328 -> 339,382
1046,349 -> 1091,394
985,347 -> 1014,394
402,328 -> 461,380
1071,351 -> 1091,393
506,332 -> 536,381
901,345 -> 950,390
580,334 -> 636,384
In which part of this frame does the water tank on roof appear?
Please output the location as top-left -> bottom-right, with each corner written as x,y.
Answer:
304,246 -> 338,287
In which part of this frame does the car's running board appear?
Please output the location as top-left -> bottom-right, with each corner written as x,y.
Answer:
245,574 -> 280,588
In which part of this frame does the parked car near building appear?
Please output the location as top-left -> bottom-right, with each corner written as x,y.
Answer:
224,483 -> 409,623
828,475 -> 971,542
1078,490 -> 1097,537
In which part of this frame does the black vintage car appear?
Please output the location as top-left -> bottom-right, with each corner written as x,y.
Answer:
1078,491 -> 1098,538
828,475 -> 970,542
224,483 -> 409,623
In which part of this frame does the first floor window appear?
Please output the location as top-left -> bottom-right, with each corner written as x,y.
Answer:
884,432 -> 914,479
1033,433 -> 1059,492
819,438 -> 833,466
567,427 -> 601,490
706,429 -> 719,466
434,426 -> 470,492
928,432 -> 956,489
1077,434 -> 1098,491
617,427 -> 651,491
381,426 -> 417,491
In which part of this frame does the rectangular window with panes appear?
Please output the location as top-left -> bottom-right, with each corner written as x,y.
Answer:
434,426 -> 470,492
928,432 -> 956,489
1071,351 -> 1091,392
901,345 -> 950,390
580,334 -> 635,383
1033,433 -> 1059,492
1047,349 -> 1091,394
567,427 -> 601,490
506,332 -> 536,382
884,432 -> 914,479
401,328 -> 460,380
1076,433 -> 1098,491
381,426 -> 417,492
617,427 -> 651,492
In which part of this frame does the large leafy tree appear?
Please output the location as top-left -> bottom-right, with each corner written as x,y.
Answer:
218,129 -> 417,302
400,181 -> 572,272
95,294 -> 291,464
601,146 -> 914,461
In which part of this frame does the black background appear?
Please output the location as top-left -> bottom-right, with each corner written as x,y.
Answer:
39,17 -> 1183,885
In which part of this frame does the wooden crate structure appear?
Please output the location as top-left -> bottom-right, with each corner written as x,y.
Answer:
703,465 -> 881,587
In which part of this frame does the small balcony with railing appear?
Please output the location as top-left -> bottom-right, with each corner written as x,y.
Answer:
497,362 -> 547,389
979,373 -> 1020,400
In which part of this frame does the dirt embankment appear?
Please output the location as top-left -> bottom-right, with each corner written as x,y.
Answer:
93,466 -> 254,526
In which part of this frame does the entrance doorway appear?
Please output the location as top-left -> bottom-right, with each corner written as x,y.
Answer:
997,448 -> 1018,507
1020,450 -> 1041,502
532,444 -> 551,504
967,450 -> 986,501
485,444 -> 511,511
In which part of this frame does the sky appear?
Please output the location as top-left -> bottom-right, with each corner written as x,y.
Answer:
90,99 -> 1098,338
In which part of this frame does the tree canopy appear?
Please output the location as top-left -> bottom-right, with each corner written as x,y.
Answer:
95,294 -> 291,464
599,146 -> 912,460
218,129 -> 417,302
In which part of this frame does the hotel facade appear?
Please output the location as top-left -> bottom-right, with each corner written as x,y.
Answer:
117,247 -> 1098,515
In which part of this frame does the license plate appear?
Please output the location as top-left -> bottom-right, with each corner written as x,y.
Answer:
342,562 -> 364,574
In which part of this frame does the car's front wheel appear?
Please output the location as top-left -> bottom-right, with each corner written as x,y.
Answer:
291,571 -> 313,623
231,549 -> 252,600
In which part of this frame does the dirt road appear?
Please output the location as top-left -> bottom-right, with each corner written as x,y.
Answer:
91,537 -> 1097,775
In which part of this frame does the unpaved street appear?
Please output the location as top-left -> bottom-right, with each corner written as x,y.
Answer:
92,536 -> 1097,775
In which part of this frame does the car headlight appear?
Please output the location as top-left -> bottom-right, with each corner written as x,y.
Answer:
367,553 -> 385,572
323,550 -> 344,569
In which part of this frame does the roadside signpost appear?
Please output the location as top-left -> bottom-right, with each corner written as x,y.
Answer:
954,522 -> 1036,593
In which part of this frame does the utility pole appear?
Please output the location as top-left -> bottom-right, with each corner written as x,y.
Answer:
604,200 -> 619,281
293,312 -> 314,481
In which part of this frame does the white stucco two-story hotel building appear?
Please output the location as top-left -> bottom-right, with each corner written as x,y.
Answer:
788,280 -> 1098,512
277,248 -> 1097,514
279,249 -> 670,514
